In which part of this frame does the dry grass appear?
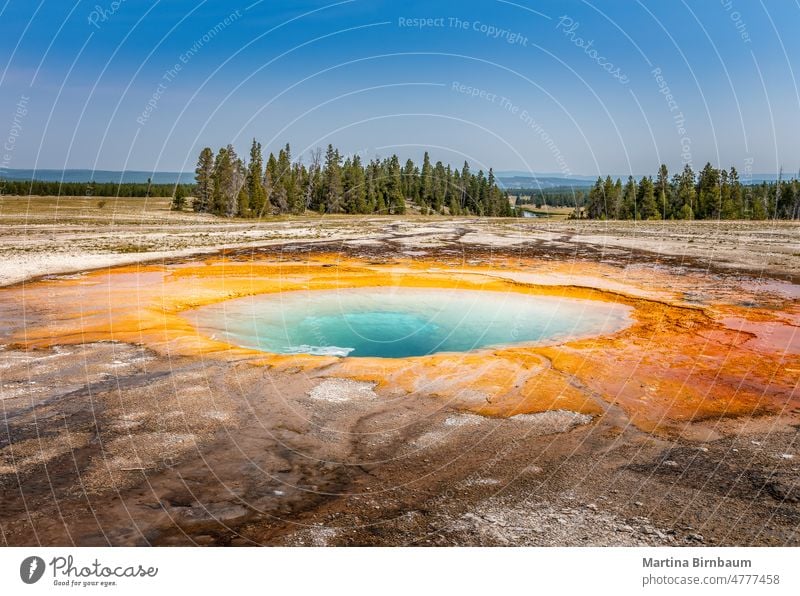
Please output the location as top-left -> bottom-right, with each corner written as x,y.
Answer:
0,195 -> 180,226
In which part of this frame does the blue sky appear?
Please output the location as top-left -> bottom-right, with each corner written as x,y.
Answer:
1,0 -> 799,176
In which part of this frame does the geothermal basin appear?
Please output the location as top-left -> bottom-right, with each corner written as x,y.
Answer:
0,227 -> 797,547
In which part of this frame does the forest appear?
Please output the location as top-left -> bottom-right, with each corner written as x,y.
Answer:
2,154 -> 799,221
578,164 -> 800,220
0,179 -> 189,198
185,141 -> 515,217
511,164 -> 800,220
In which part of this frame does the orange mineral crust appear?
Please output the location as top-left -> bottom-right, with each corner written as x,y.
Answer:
2,253 -> 797,436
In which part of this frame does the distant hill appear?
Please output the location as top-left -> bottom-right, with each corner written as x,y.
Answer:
497,172 -> 786,189
497,175 -> 595,189
496,170 -> 598,180
1,168 -> 788,188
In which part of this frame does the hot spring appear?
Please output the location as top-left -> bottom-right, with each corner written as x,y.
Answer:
186,288 -> 632,358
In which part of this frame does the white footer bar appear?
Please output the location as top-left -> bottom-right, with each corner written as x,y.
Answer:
1,547 -> 797,595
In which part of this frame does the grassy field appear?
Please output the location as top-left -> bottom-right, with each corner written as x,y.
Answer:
0,195 -> 184,225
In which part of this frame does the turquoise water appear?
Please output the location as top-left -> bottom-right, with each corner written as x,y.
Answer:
186,288 -> 631,358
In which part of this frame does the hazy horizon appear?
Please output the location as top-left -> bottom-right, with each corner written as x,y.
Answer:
1,166 -> 791,186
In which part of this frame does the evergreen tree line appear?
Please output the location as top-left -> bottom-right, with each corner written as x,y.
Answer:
0,178 -> 189,198
515,187 -> 583,208
189,141 -> 515,217
581,163 -> 800,220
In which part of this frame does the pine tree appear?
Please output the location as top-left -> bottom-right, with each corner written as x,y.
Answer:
289,163 -> 305,214
262,168 -> 274,215
266,153 -> 280,212
720,169 -> 737,219
638,176 -> 659,220
677,203 -> 694,220
344,155 -> 367,213
274,144 -> 302,214
365,161 -> 377,212
486,169 -> 497,216
236,183 -> 249,218
751,185 -> 767,219
387,155 -> 405,214
375,192 -> 387,214
460,161 -> 471,213
193,147 -> 214,212
442,165 -> 454,214
433,161 -> 446,211
728,166 -> 743,219
211,146 -> 232,215
586,177 -> 605,219
622,176 -> 637,219
601,176 -> 615,219
656,164 -> 669,218
420,151 -> 433,207
323,144 -> 343,213
304,148 -> 322,211
658,189 -> 668,219
171,185 -> 187,211
246,139 -> 267,217
676,164 -> 696,218
227,145 -> 244,217
697,162 -> 721,219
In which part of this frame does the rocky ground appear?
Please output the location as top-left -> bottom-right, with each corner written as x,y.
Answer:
0,339 -> 796,546
0,199 -> 798,546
